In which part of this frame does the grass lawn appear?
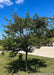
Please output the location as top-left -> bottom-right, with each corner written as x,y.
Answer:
50,37 -> 54,42
0,52 -> 54,75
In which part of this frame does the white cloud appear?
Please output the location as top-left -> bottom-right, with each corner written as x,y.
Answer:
0,0 -> 4,2
0,0 -> 13,8
15,0 -> 24,4
0,0 -> 24,8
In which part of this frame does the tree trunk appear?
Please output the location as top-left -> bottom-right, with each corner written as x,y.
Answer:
25,51 -> 27,72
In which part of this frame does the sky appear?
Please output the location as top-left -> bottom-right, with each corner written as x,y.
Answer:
0,0 -> 54,39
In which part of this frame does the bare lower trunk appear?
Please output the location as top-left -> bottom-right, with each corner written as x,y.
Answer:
25,51 -> 27,72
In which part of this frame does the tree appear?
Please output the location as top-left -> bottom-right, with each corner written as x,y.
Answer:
46,15 -> 54,39
1,34 -> 17,51
46,28 -> 54,38
2,11 -> 52,71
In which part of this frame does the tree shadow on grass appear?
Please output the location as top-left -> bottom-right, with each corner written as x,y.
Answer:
5,58 -> 47,73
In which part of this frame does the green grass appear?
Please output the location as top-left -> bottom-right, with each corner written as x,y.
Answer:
0,52 -> 54,75
50,37 -> 54,42
51,37 -> 54,42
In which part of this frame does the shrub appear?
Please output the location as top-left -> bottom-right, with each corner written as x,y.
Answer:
18,53 -> 23,60
1,51 -> 4,55
9,51 -> 17,57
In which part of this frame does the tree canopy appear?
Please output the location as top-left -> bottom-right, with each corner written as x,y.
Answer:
2,11 -> 53,71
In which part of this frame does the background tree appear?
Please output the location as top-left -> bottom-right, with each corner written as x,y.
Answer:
46,28 -> 54,38
46,15 -> 54,43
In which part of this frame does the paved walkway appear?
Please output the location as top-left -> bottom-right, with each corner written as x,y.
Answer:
19,46 -> 54,58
